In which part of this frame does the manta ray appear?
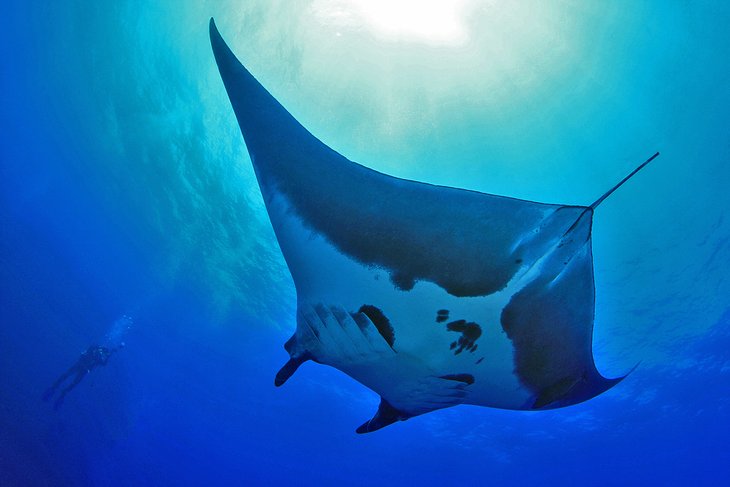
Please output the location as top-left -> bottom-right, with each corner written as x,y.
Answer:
209,19 -> 658,433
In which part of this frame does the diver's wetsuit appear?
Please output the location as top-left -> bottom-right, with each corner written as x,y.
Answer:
43,345 -> 116,410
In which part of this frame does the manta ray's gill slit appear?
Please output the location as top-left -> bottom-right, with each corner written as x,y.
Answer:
439,374 -> 476,385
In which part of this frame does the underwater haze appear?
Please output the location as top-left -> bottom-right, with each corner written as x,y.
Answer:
1,1 -> 729,486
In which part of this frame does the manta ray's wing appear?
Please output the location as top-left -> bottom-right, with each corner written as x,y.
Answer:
209,19 -> 584,297
209,19 -> 648,431
497,210 -> 626,409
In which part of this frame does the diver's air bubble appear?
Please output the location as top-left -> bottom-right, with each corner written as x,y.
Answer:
103,315 -> 133,348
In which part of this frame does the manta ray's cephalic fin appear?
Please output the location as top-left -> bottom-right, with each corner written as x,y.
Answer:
274,355 -> 310,387
274,335 -> 312,387
356,397 -> 410,434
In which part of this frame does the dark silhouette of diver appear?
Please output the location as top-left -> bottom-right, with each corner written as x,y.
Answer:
43,345 -> 121,410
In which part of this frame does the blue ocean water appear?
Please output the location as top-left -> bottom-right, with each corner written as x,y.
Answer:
1,1 -> 728,486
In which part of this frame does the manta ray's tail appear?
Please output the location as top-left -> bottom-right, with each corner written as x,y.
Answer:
590,152 -> 660,210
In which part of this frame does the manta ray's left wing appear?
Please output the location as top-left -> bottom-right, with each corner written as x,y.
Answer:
209,18 -> 585,299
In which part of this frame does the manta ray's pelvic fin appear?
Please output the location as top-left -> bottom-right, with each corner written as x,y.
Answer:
356,397 -> 409,434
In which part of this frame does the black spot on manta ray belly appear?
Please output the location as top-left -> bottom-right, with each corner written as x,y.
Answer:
446,319 -> 482,354
436,309 -> 450,323
358,305 -> 395,347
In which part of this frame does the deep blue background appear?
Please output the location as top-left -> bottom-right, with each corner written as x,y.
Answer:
2,2 -> 728,486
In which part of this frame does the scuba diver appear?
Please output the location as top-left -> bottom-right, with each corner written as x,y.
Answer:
43,344 -> 122,410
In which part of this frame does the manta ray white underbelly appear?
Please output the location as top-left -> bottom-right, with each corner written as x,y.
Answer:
209,19 -> 658,433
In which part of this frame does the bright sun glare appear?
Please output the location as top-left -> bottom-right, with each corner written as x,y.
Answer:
313,0 -> 474,45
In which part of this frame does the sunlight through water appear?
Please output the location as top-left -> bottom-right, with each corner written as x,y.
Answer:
312,0 -> 474,45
